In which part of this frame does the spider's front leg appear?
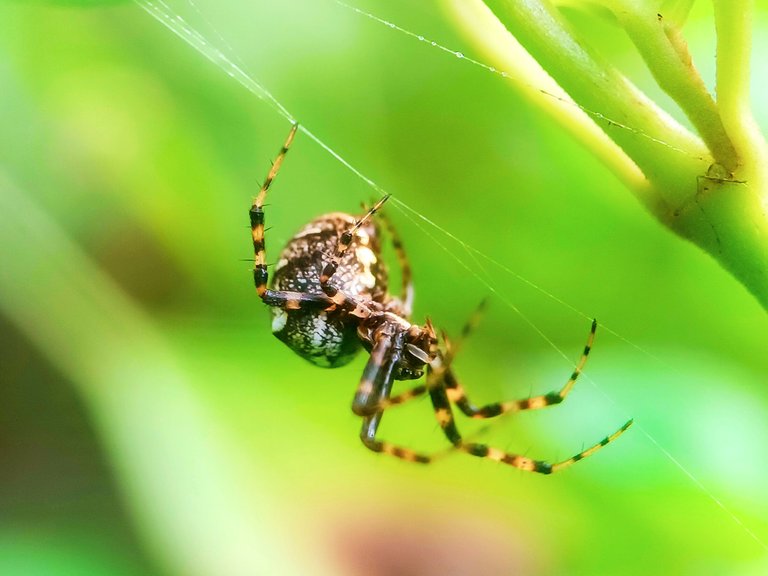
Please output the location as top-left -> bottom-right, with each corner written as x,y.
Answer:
442,319 -> 599,419
250,125 -> 345,314
360,413 -> 432,464
355,328 -> 433,464
427,373 -> 633,474
378,208 -> 414,318
251,124 -> 297,300
378,317 -> 596,418
365,319 -> 632,473
425,320 -> 632,473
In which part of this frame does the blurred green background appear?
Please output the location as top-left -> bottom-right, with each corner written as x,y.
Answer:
1,1 -> 767,575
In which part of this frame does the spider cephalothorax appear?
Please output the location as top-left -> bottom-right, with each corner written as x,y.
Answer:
251,124 -> 632,473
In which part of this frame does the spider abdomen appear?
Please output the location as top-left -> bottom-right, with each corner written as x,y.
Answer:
270,212 -> 387,367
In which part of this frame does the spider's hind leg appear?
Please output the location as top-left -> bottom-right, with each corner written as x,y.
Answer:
445,319 -> 598,419
355,332 -> 434,464
359,412 -> 432,464
251,123 -> 298,298
423,318 -> 632,473
370,316 -> 599,426
428,378 -> 633,474
378,209 -> 413,318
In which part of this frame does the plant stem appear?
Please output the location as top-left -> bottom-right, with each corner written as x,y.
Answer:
450,0 -> 768,309
448,0 -> 655,195
611,0 -> 739,172
713,0 -> 768,187
476,0 -> 710,216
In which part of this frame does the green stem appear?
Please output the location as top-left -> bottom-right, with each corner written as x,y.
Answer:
611,0 -> 739,172
674,0 -> 768,307
452,0 -> 768,309
659,0 -> 696,26
478,0 -> 711,217
713,0 -> 768,187
446,0 -> 651,197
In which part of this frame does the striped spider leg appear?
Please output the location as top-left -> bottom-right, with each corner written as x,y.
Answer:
378,316 -> 633,473
377,207 -> 414,318
251,124 -> 333,311
250,125 -> 376,328
355,321 -> 435,463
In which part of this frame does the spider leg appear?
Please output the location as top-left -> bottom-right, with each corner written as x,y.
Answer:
259,289 -> 333,310
251,124 -> 298,298
440,298 -> 488,364
364,319 -> 631,472
319,194 -> 391,291
373,318 -> 597,417
378,210 -> 413,318
355,331 -> 432,463
323,286 -> 376,320
352,330 -> 399,416
360,412 -> 432,464
358,347 -> 632,472
427,376 -> 633,474
445,319 -> 598,418
249,124 -> 375,319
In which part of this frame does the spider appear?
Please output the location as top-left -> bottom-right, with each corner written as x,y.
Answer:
250,124 -> 633,474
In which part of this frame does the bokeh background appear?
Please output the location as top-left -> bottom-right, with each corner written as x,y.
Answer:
2,1 -> 768,575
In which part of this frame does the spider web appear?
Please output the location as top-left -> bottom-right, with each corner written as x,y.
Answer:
133,0 -> 767,552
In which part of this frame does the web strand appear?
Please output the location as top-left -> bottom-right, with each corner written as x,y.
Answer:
133,0 -> 766,552
138,0 -> 295,122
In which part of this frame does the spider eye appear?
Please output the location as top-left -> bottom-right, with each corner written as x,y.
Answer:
405,343 -> 431,364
